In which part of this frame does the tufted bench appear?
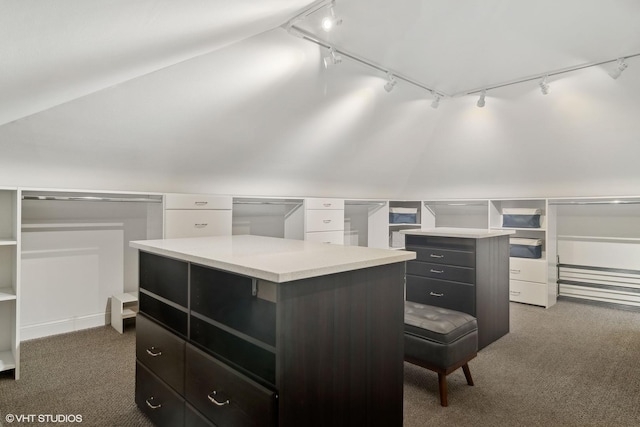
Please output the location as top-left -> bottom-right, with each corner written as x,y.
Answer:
404,301 -> 478,406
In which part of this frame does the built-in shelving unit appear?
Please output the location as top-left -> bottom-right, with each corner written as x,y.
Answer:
0,187 -> 19,378
489,199 -> 556,308
551,196 -> 640,310
388,200 -> 422,249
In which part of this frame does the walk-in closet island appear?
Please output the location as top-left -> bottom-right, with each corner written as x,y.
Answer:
130,235 -> 415,427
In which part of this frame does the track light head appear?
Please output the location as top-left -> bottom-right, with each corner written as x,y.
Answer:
477,90 -> 486,108
539,76 -> 550,95
321,6 -> 342,32
431,94 -> 441,109
384,74 -> 397,92
609,58 -> 628,79
323,47 -> 342,68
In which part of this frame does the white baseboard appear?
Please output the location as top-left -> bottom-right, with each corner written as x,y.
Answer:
21,312 -> 109,341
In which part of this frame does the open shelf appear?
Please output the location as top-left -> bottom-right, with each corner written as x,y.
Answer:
0,287 -> 16,302
0,350 -> 16,371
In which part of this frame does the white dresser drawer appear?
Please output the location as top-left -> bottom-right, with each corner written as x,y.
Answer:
509,279 -> 547,306
165,194 -> 232,210
305,198 -> 344,210
305,209 -> 344,232
305,231 -> 344,245
165,210 -> 232,238
509,258 -> 546,283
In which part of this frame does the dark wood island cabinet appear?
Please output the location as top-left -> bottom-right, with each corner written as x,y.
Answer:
130,235 -> 414,427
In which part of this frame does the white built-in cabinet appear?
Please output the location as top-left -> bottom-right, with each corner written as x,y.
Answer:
164,194 -> 232,238
0,187 -> 20,379
490,199 -> 557,308
388,200 -> 423,249
304,198 -> 344,244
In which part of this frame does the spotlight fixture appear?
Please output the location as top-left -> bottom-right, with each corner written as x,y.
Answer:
384,73 -> 397,92
431,94 -> 441,109
609,58 -> 628,79
321,6 -> 342,32
539,76 -> 550,95
477,89 -> 486,108
323,47 -> 342,68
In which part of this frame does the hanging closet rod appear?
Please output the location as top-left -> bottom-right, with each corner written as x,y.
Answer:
345,200 -> 387,206
424,201 -> 488,207
22,195 -> 162,203
232,200 -> 303,206
549,200 -> 640,206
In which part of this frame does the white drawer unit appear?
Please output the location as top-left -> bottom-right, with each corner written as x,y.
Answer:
509,258 -> 546,283
509,279 -> 547,307
165,194 -> 232,210
304,198 -> 345,245
164,194 -> 232,239
305,230 -> 344,245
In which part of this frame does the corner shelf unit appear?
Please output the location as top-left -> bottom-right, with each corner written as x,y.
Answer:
388,200 -> 423,249
0,187 -> 20,378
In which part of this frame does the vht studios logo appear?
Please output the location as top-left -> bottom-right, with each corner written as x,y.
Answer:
5,414 -> 83,423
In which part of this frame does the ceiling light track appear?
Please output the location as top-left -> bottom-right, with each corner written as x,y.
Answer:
462,53 -> 640,96
285,24 -> 447,98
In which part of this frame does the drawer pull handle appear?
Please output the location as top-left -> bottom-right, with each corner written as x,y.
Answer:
429,254 -> 444,259
430,269 -> 444,274
145,397 -> 162,410
146,347 -> 162,357
194,223 -> 208,228
323,203 -> 332,207
323,219 -> 332,223
208,391 -> 230,406
510,291 -> 521,296
430,292 -> 444,297
510,269 -> 521,274
195,201 -> 208,206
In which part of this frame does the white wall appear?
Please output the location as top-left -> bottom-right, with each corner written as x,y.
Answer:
1,28 -> 639,200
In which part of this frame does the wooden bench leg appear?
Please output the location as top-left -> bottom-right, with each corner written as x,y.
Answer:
462,363 -> 474,386
438,373 -> 448,407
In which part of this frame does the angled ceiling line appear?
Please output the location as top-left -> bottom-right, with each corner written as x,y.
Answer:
284,24 -> 449,98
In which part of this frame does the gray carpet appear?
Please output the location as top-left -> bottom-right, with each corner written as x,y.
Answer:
0,300 -> 639,426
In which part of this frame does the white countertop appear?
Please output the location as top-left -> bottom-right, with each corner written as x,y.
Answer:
130,235 -> 415,283
401,227 -> 515,239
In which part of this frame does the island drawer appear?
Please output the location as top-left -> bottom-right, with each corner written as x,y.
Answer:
139,251 -> 188,307
136,361 -> 185,427
185,344 -> 277,427
406,275 -> 476,316
185,404 -> 216,427
136,314 -> 186,394
407,246 -> 476,268
406,261 -> 475,284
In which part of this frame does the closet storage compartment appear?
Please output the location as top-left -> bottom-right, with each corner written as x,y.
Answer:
389,207 -> 418,224
502,208 -> 542,228
510,238 -> 543,259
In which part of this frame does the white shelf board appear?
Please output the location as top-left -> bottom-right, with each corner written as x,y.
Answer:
0,238 -> 17,246
558,235 -> 640,243
493,227 -> 546,232
21,222 -> 124,230
0,287 -> 16,302
0,351 -> 16,371
389,223 -> 421,227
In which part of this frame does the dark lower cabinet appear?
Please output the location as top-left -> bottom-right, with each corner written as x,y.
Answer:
405,234 -> 510,350
135,251 -> 405,427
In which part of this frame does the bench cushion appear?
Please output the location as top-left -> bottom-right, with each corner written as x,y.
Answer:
404,302 -> 477,344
